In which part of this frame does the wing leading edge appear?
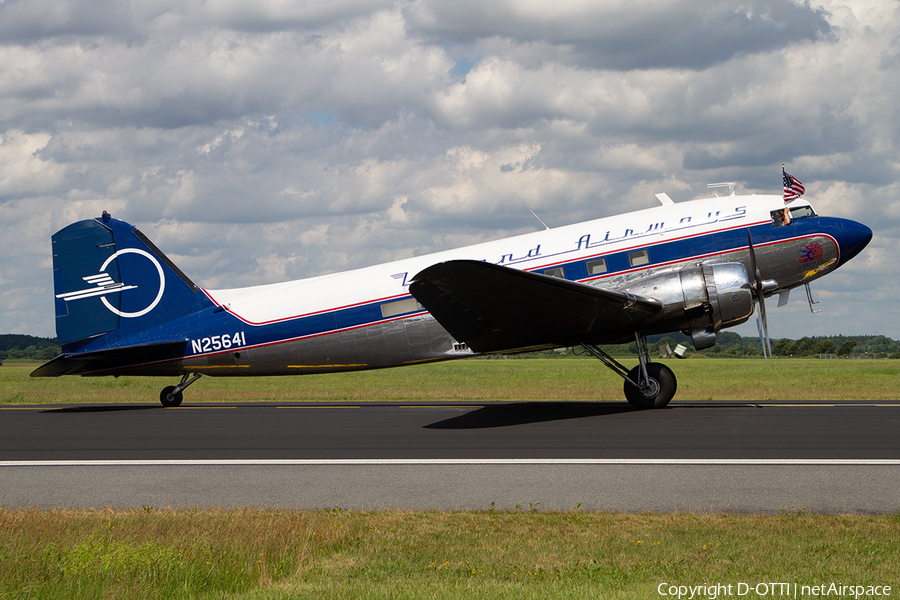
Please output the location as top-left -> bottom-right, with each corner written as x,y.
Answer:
409,260 -> 661,353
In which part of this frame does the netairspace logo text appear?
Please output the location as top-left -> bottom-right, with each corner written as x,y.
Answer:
657,582 -> 892,599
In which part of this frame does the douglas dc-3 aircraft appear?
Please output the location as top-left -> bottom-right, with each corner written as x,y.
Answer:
32,179 -> 872,409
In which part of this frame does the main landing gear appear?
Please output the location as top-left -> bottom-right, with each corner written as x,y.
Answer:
581,333 -> 677,410
159,373 -> 202,407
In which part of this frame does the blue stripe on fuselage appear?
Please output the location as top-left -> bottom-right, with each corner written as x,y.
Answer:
178,216 -> 850,361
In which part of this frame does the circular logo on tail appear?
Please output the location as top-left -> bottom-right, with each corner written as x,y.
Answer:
99,249 -> 165,318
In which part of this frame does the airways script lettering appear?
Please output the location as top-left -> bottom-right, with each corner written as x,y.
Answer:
391,205 -> 747,286
489,205 -> 747,269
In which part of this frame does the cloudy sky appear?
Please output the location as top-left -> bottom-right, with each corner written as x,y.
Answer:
1,0 -> 898,342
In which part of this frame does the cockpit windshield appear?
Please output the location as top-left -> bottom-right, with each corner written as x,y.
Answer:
789,205 -> 816,220
771,204 -> 817,227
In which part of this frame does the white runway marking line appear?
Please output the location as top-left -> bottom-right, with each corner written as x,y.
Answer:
1,459 -> 900,467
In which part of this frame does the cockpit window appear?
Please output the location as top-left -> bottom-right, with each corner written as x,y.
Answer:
770,209 -> 789,227
771,205 -> 817,227
789,205 -> 816,220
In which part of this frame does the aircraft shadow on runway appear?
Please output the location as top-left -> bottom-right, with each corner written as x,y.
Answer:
424,401 -> 635,429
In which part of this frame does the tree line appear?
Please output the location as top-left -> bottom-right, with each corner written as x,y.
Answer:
0,335 -> 60,361
2,332 -> 900,362
648,332 -> 900,358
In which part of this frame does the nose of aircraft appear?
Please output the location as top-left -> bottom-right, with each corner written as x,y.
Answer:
835,218 -> 873,268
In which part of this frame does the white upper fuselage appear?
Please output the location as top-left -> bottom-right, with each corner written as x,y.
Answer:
205,194 -> 795,327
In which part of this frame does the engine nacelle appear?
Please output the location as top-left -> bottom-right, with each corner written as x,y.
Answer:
618,263 -> 754,349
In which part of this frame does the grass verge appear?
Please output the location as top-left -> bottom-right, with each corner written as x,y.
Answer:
2,358 -> 899,404
1,508 -> 898,599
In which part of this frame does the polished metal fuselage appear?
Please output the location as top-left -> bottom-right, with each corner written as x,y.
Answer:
120,194 -> 868,377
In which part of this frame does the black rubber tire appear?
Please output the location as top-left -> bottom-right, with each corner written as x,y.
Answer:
623,363 -> 677,410
160,385 -> 183,408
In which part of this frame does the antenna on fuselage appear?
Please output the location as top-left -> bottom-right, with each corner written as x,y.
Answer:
708,182 -> 736,196
530,210 -> 550,230
654,193 -> 674,205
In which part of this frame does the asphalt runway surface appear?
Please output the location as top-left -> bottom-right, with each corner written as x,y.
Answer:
2,400 -> 899,513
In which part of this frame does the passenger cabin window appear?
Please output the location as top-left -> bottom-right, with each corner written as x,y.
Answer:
586,258 -> 607,275
628,250 -> 649,267
543,267 -> 564,279
381,298 -> 423,318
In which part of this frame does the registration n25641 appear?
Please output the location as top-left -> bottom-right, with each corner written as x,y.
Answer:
191,332 -> 246,354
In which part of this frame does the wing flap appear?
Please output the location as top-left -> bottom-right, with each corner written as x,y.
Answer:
409,260 -> 660,353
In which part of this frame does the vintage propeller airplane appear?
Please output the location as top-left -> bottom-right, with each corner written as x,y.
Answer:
32,177 -> 872,409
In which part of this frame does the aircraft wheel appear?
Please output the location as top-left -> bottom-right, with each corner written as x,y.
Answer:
623,363 -> 676,410
160,386 -> 184,408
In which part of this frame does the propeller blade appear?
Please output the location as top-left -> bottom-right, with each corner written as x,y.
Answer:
759,290 -> 772,358
747,230 -> 772,360
755,305 -> 768,362
747,230 -> 761,283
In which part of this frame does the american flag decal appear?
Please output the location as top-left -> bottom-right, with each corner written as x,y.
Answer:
798,242 -> 824,263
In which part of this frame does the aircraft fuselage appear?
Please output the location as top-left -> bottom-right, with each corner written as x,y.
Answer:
84,194 -> 868,377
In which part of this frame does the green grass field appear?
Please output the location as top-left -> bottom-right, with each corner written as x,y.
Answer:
2,357 -> 899,404
2,358 -> 898,598
1,508 -> 898,599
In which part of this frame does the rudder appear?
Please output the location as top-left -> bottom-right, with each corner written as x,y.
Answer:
52,212 -> 208,351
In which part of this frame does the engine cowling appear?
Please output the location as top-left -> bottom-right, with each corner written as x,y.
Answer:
617,263 -> 754,349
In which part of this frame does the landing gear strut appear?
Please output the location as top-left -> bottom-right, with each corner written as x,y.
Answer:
159,373 -> 202,407
582,333 -> 677,409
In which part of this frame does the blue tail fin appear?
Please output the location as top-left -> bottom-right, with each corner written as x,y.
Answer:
51,212 -> 210,351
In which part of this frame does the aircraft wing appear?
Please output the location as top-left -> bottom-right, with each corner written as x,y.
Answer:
409,260 -> 661,353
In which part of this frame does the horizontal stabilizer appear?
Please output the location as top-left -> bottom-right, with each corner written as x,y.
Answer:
410,260 -> 660,353
30,340 -> 187,377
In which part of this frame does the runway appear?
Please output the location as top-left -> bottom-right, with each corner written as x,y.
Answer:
1,400 -> 899,512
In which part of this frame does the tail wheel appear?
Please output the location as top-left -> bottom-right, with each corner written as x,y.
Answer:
160,386 -> 184,408
624,363 -> 676,410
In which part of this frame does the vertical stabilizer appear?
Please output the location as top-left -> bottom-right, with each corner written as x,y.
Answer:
51,212 -> 209,351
